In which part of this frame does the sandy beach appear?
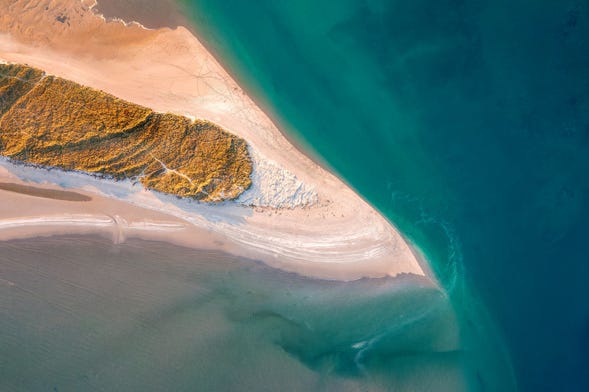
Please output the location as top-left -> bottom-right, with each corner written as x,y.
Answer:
0,0 -> 430,282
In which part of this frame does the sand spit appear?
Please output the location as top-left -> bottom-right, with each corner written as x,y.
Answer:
0,0 -> 428,282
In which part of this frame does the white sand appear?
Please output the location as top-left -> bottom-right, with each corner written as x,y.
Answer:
0,0 -> 430,281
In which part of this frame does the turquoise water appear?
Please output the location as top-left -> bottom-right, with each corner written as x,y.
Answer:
178,1 -> 589,390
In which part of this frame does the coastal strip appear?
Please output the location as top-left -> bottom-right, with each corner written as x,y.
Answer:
0,0 -> 429,282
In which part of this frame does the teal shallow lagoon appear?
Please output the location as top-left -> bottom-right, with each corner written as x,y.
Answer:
178,0 -> 589,390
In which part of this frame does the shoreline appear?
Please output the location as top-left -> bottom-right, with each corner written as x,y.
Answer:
88,0 -> 438,280
90,0 -> 340,176
0,0 -> 432,283
0,170 -> 427,282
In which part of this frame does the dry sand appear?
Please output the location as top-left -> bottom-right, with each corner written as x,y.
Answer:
0,0 -> 431,282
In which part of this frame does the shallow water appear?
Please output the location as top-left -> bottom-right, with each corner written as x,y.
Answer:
178,0 -> 589,390
1,236 -> 464,391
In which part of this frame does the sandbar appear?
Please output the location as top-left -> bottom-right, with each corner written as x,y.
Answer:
0,0 -> 432,283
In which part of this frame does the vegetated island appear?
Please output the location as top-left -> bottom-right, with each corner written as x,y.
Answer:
0,63 -> 252,202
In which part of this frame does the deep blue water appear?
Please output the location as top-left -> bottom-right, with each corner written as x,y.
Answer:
178,1 -> 589,390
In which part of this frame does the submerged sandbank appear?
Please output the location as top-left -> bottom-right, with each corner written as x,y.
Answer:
0,234 -> 464,391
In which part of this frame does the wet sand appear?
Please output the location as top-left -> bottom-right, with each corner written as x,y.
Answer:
0,182 -> 91,201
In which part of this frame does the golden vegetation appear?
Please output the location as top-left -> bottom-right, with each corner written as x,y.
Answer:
0,63 -> 45,115
0,64 -> 252,201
